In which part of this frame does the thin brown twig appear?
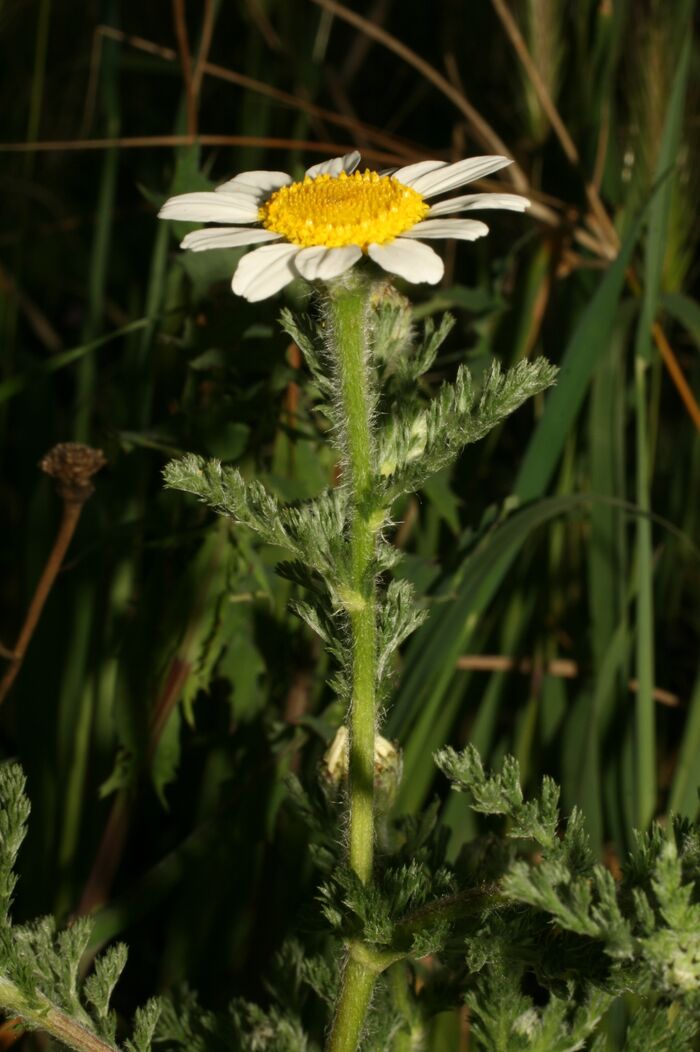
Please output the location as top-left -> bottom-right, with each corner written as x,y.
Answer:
76,22 -> 570,236
488,0 -> 619,256
627,268 -> 700,432
190,0 -> 216,115
172,0 -> 196,135
523,248 -> 555,358
99,24 -> 175,60
0,135 -> 405,165
13,22 -> 591,250
340,0 -> 393,83
307,0 -> 530,193
572,223 -> 616,260
0,444 -> 105,706
652,319 -> 700,432
455,654 -> 680,708
90,24 -> 419,160
245,0 -> 283,51
0,503 -> 83,705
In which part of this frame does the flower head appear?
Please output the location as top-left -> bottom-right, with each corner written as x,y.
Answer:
158,151 -> 529,301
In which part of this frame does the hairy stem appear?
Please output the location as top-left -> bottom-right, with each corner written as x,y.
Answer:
329,277 -> 377,886
0,976 -> 116,1052
326,277 -> 378,1051
326,954 -> 376,1052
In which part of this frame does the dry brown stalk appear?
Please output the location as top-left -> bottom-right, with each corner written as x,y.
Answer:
307,0 -> 530,193
0,444 -> 106,706
488,0 -> 620,257
84,25 -> 418,161
455,654 -> 680,708
0,135 -> 404,165
190,0 -> 216,108
245,0 -> 284,51
340,0 -> 394,83
172,0 -> 196,136
627,268 -> 700,433
652,320 -> 700,432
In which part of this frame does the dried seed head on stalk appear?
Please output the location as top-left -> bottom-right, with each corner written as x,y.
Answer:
40,442 -> 106,503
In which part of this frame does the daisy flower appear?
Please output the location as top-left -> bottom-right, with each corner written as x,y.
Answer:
158,151 -> 529,302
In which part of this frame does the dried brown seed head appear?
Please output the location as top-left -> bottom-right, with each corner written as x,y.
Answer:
40,442 -> 106,503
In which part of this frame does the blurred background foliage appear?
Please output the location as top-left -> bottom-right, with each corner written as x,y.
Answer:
0,0 -> 698,1046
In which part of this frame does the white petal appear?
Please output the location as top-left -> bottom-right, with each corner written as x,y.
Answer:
215,171 -> 292,195
428,192 -> 531,217
181,227 -> 282,251
231,243 -> 299,302
294,245 -> 362,281
158,191 -> 259,223
368,239 -> 444,285
392,160 -> 447,187
403,218 -> 489,241
305,151 -> 361,179
409,156 -> 513,198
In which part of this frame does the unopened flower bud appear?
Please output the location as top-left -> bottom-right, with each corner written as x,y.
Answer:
321,726 -> 403,809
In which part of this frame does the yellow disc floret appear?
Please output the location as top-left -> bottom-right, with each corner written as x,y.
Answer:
258,169 -> 429,250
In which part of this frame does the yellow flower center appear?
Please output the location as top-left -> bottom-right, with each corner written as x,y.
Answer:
258,169 -> 429,250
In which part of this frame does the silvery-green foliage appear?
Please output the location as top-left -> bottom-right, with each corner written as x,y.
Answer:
165,298 -> 557,719
124,1001 -> 161,1052
620,1004 -> 700,1051
500,821 -> 700,988
439,746 -> 700,1044
0,763 -> 160,1051
84,944 -> 129,1041
13,915 -> 93,1018
375,580 -> 428,699
163,457 -> 350,583
377,358 -> 559,500
466,968 -> 611,1052
0,762 -> 29,923
319,857 -> 456,957
155,988 -> 312,1052
3,746 -> 700,1049
436,744 -> 564,850
636,838 -> 700,997
394,313 -> 455,383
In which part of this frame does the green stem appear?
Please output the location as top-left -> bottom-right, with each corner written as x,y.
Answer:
325,278 -> 378,1052
329,278 -> 377,886
326,955 -> 377,1052
325,882 -> 505,1050
0,975 -> 116,1052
